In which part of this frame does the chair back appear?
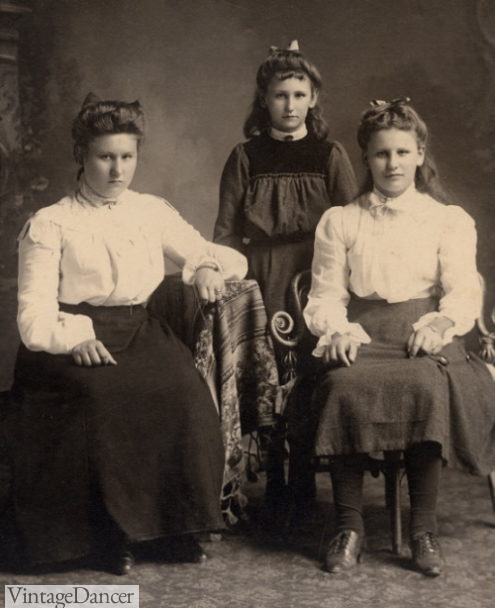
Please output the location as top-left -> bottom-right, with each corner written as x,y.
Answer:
271,269 -> 314,381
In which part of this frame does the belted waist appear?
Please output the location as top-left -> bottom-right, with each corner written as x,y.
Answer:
59,301 -> 147,319
58,301 -> 149,351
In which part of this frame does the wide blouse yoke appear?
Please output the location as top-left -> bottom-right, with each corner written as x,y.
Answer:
213,134 -> 358,249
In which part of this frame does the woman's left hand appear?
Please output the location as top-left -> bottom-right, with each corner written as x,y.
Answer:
407,326 -> 443,357
195,267 -> 226,303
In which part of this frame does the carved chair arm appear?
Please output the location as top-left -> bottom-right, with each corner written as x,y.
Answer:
270,269 -> 312,382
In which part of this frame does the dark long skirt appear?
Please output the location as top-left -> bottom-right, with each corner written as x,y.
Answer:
313,296 -> 495,476
8,303 -> 225,564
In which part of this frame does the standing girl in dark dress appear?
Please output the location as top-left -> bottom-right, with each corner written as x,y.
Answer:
214,42 -> 357,508
213,40 -> 358,363
9,95 -> 247,574
304,99 -> 495,576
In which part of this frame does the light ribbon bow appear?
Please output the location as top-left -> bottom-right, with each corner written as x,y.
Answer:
369,97 -> 411,108
269,40 -> 300,54
368,190 -> 406,218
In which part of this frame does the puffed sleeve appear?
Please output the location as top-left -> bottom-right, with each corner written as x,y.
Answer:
303,207 -> 371,356
326,141 -> 359,205
17,215 -> 96,354
159,202 -> 247,284
213,143 -> 249,251
412,205 -> 481,342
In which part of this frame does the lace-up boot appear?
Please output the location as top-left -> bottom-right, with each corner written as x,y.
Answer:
410,532 -> 444,576
324,529 -> 362,573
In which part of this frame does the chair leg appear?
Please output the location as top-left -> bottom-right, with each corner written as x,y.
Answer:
488,471 -> 495,514
390,465 -> 402,555
261,419 -> 287,507
384,453 -> 403,555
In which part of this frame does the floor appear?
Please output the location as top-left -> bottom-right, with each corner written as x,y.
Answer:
1,466 -> 494,608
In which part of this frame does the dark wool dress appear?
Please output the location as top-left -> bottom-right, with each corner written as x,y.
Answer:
9,303 -> 225,564
312,295 -> 495,476
213,133 -> 358,361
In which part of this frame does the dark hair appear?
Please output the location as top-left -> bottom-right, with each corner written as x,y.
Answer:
72,93 -> 145,166
357,99 -> 447,202
243,46 -> 328,140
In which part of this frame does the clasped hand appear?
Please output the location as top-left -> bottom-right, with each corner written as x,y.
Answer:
195,267 -> 225,303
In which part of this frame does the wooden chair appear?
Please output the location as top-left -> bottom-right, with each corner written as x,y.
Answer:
476,275 -> 495,514
0,390 -> 12,520
271,270 -> 495,554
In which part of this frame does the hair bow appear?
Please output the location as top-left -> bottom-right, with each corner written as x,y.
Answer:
81,92 -> 101,108
269,40 -> 300,54
370,97 -> 411,108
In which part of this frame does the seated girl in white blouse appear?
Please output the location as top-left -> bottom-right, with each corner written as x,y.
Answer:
303,99 -> 495,577
10,94 -> 247,574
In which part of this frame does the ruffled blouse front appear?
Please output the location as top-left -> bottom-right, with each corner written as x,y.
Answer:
304,187 -> 481,355
17,189 -> 247,354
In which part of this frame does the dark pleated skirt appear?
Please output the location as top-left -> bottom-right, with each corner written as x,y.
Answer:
313,296 -> 495,475
8,303 -> 225,564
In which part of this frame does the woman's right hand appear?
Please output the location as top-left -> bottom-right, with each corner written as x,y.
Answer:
71,339 -> 117,366
323,332 -> 360,367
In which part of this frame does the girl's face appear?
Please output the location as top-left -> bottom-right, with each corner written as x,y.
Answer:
263,74 -> 316,133
83,133 -> 138,198
365,128 -> 424,198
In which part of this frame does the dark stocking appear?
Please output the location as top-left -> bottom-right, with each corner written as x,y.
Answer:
404,442 -> 442,538
330,454 -> 367,536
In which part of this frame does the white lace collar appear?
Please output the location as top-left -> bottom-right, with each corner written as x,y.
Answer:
75,175 -> 128,209
269,124 -> 308,142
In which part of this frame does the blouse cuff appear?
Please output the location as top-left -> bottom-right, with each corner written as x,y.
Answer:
412,312 -> 457,346
182,256 -> 223,285
58,312 -> 96,353
312,323 -> 371,357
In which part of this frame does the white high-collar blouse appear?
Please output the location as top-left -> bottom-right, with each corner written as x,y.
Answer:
304,186 -> 481,356
17,189 -> 247,354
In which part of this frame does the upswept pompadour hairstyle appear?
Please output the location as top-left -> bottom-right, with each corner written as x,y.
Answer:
72,93 -> 145,165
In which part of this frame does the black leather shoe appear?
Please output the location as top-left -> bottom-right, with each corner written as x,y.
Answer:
167,536 -> 208,564
106,547 -> 134,576
410,532 -> 444,577
324,529 -> 362,573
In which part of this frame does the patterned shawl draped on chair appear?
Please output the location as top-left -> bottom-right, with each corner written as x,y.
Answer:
149,275 -> 279,524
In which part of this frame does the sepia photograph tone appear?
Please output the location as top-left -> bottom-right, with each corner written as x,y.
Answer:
0,1 -> 494,606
